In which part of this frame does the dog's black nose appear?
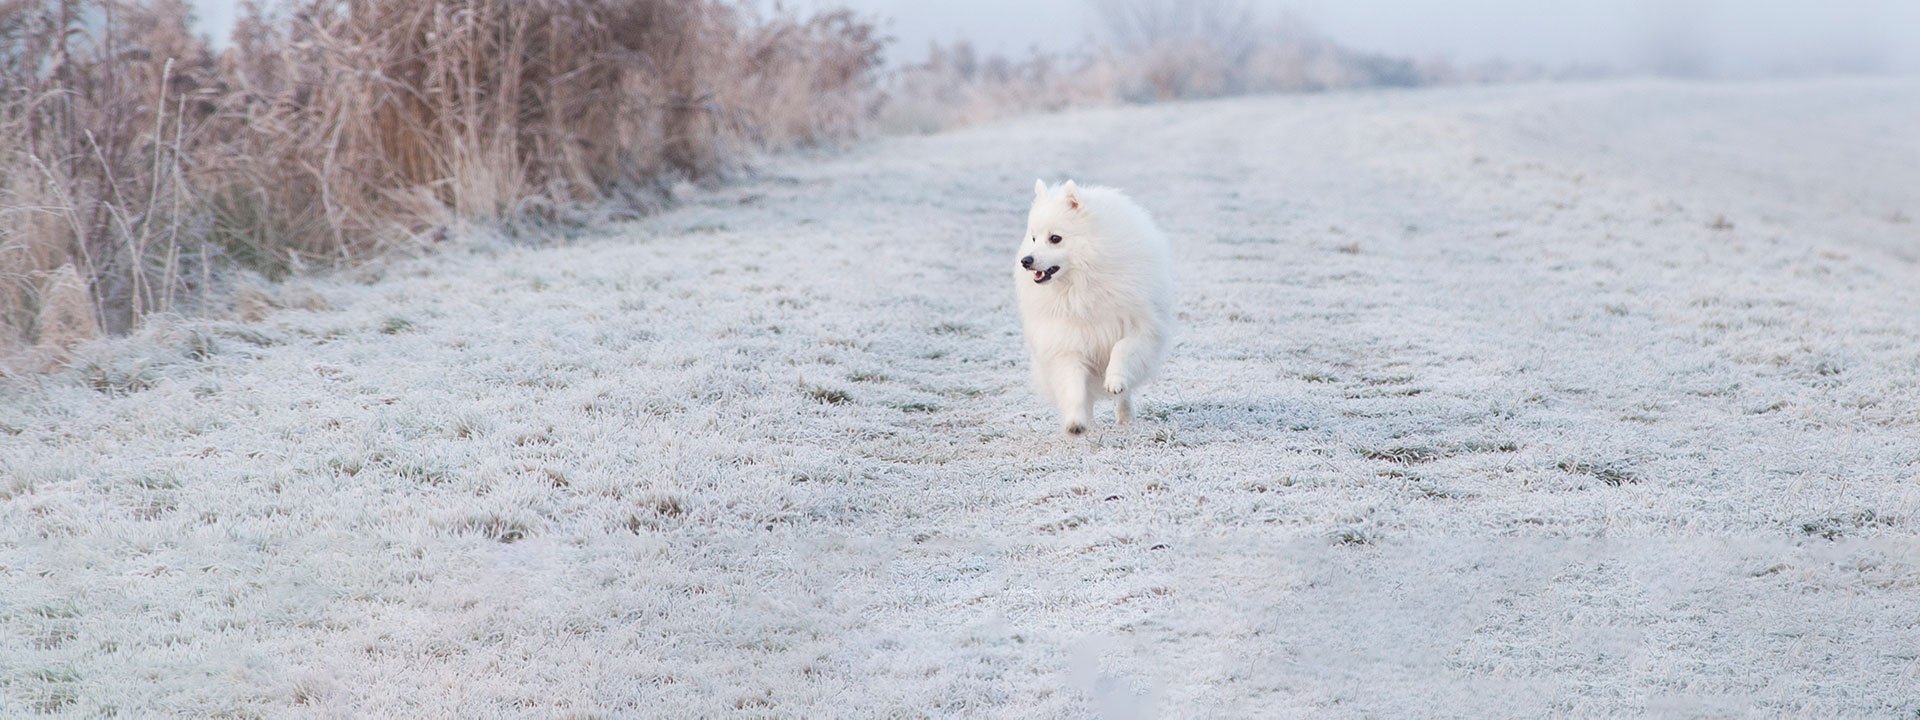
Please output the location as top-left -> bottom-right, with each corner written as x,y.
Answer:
1020,256 -> 1035,269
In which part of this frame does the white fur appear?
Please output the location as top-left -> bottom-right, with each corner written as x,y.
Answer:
1014,179 -> 1176,435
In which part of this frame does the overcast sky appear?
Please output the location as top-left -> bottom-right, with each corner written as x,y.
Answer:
190,0 -> 1920,76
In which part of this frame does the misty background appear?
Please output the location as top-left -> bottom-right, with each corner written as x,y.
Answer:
189,0 -> 1920,77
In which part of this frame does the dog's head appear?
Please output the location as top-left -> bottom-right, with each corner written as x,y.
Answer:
1018,179 -> 1090,286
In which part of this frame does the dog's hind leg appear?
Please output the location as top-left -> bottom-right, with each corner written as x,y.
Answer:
1115,393 -> 1133,425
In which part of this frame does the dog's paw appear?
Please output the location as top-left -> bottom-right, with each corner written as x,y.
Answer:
1103,376 -> 1129,396
1063,420 -> 1088,436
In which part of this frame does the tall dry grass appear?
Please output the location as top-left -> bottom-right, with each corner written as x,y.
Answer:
1,0 -> 211,351
879,17 -> 1414,134
880,0 -> 1552,135
0,0 -> 882,365
877,42 -> 1120,134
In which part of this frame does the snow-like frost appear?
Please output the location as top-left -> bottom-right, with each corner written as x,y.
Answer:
2,79 -> 1919,717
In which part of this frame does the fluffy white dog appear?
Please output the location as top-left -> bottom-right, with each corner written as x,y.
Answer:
1014,180 -> 1175,435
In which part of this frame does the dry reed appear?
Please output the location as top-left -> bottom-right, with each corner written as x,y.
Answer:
0,0 -> 882,364
881,1 -> 1482,134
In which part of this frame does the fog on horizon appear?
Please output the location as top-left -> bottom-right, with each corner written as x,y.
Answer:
188,0 -> 1920,77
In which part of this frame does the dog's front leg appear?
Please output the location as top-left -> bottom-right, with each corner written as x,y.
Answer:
1103,331 -> 1162,398
1046,359 -> 1094,435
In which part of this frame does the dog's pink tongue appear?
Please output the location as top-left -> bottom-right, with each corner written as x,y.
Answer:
1033,271 -> 1045,281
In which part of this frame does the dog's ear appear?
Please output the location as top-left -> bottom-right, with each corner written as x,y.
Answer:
1061,180 -> 1081,211
1034,179 -> 1047,198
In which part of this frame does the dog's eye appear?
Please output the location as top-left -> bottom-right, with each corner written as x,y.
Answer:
1048,234 -> 1063,244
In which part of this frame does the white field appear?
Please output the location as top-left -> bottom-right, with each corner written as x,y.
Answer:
4,79 -> 1920,717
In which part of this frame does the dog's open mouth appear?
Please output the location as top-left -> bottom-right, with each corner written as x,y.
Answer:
1031,266 -> 1060,284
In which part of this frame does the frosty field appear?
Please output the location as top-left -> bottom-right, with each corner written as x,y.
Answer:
4,79 -> 1919,717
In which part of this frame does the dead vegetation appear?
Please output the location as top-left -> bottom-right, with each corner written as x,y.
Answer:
0,0 -> 882,365
881,0 -> 1570,134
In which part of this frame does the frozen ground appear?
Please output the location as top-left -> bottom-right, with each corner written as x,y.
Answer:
4,79 -> 1920,717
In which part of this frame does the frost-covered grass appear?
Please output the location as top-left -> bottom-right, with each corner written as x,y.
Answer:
4,79 -> 1920,716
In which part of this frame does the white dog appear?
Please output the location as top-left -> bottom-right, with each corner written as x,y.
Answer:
1015,180 -> 1175,435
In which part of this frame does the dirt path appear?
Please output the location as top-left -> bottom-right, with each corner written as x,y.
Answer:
4,79 -> 1919,717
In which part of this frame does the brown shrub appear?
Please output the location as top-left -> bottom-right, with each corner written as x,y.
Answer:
0,0 -> 883,358
1,0 -> 211,339
880,2 -> 1436,134
33,263 -> 100,356
210,0 -> 879,253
